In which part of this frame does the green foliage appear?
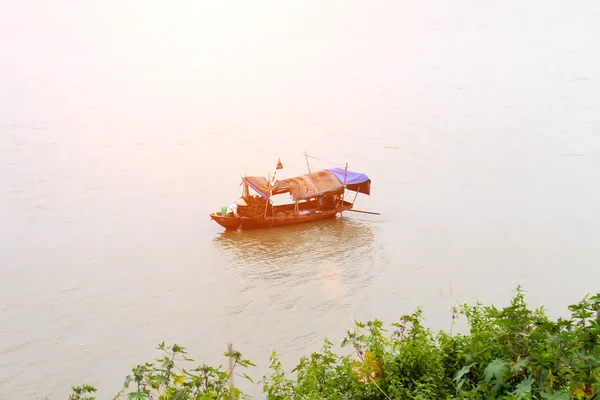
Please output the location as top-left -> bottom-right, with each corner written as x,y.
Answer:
53,288 -> 600,399
121,343 -> 252,400
261,352 -> 294,400
68,384 -> 97,400
263,287 -> 600,399
52,343 -> 254,400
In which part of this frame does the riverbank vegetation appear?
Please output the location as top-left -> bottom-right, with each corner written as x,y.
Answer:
55,287 -> 599,399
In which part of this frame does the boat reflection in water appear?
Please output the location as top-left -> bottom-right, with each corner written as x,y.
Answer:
212,217 -> 379,301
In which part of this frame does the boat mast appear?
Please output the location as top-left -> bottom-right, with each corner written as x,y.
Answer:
266,158 -> 281,218
304,151 -> 311,173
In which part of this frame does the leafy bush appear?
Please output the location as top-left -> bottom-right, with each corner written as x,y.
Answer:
52,343 -> 254,400
51,288 -> 600,399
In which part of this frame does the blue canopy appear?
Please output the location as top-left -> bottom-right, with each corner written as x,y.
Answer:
327,167 -> 371,195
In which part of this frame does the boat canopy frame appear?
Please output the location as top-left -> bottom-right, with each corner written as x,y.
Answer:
241,168 -> 371,202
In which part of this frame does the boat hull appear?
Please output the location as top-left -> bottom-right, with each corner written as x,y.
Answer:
209,202 -> 353,231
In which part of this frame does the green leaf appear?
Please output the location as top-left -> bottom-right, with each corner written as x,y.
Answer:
243,373 -> 254,383
172,344 -> 185,354
540,389 -> 570,400
453,363 -> 475,392
512,376 -> 534,398
511,357 -> 529,373
124,375 -> 133,389
127,393 -> 148,400
483,359 -> 509,389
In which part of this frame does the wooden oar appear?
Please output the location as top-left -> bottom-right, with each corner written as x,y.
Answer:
346,209 -> 381,215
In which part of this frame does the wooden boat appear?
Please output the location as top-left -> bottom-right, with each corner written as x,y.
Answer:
209,161 -> 372,231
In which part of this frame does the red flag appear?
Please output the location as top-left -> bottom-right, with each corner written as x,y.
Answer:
276,159 -> 283,170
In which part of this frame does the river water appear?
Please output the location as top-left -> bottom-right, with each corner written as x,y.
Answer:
1,1 -> 600,398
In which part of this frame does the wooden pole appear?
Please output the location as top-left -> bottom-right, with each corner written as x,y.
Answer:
304,151 -> 311,173
346,209 -> 381,215
264,193 -> 270,218
343,163 -> 348,184
228,343 -> 234,400
264,172 -> 271,218
351,184 -> 360,206
338,163 -> 348,209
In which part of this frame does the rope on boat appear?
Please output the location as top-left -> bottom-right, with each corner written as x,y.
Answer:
305,154 -> 347,168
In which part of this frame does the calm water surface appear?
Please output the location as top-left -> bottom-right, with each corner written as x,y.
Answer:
1,1 -> 600,398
